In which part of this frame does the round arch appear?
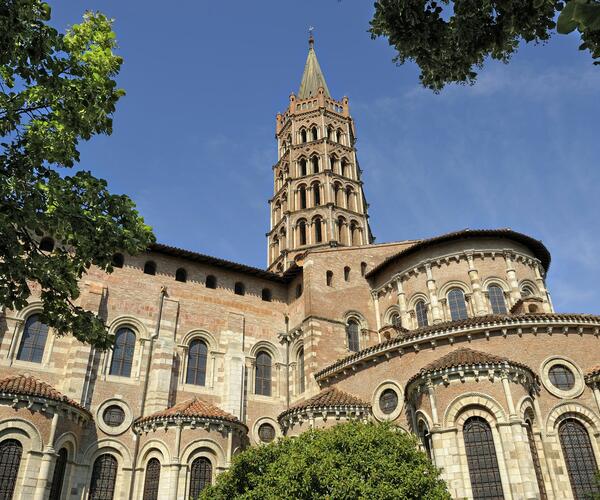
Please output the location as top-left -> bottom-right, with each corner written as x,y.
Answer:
0,417 -> 43,452
438,280 -> 472,299
181,329 -> 217,350
481,277 -> 511,292
137,439 -> 172,467
108,315 -> 149,340
82,438 -> 133,469
444,392 -> 508,428
546,402 -> 600,435
249,340 -> 282,363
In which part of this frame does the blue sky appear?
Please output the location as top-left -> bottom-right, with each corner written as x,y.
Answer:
51,1 -> 600,314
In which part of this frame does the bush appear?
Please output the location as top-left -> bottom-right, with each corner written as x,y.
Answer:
199,421 -> 450,499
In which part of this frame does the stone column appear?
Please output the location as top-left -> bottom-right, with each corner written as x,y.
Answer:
534,262 -> 552,312
33,412 -> 59,500
425,264 -> 443,324
466,252 -> 487,315
372,292 -> 382,331
169,424 -> 183,500
427,380 -> 440,427
504,252 -> 521,303
395,277 -> 411,327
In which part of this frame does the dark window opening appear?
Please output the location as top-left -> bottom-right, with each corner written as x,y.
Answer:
416,301 -> 429,328
344,266 -> 350,281
448,288 -> 468,321
175,268 -> 187,283
255,351 -> 272,396
189,457 -> 212,498
17,314 -> 49,363
205,275 -> 217,289
109,327 -> 136,377
379,388 -> 398,414
346,320 -> 360,352
186,339 -> 208,386
311,127 -> 318,141
143,261 -> 156,276
0,439 -> 23,500
89,454 -> 118,500
360,262 -> 367,276
234,282 -> 245,296
298,347 -> 305,393
326,271 -> 333,287
315,218 -> 323,242
261,288 -> 272,302
488,285 -> 507,314
549,365 -> 575,391
49,447 -> 68,500
258,423 -> 276,443
559,418 -> 599,499
112,253 -> 124,268
103,405 -> 126,427
40,237 -> 55,252
142,458 -> 161,500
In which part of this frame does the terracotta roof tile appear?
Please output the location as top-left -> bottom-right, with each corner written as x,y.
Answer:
135,397 -> 241,426
0,374 -> 89,415
279,387 -> 369,421
406,348 -> 534,386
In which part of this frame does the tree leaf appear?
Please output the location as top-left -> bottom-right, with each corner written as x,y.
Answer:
557,1 -> 579,33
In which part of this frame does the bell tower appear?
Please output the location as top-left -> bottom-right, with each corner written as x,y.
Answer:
267,35 -> 373,272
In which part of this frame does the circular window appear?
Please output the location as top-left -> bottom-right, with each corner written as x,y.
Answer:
103,405 -> 125,427
549,365 -> 575,391
258,423 -> 276,443
379,389 -> 398,415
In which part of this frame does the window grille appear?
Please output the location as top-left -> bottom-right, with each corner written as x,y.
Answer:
415,301 -> 429,328
525,421 -> 547,499
142,458 -> 161,500
189,457 -> 212,498
103,405 -> 126,427
390,313 -> 401,328
346,320 -> 360,352
186,339 -> 208,386
0,439 -> 23,499
463,417 -> 504,499
258,423 -> 276,443
559,418 -> 599,499
448,288 -> 468,321
255,351 -> 272,396
88,454 -> 117,500
379,389 -> 398,414
17,314 -> 49,363
549,365 -> 575,391
109,328 -> 136,377
49,448 -> 68,500
487,285 -> 507,314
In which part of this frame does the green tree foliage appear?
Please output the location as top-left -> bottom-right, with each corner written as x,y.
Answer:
199,421 -> 451,499
369,0 -> 600,91
0,0 -> 154,348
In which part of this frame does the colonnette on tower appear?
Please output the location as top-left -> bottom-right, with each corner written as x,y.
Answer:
0,36 -> 599,500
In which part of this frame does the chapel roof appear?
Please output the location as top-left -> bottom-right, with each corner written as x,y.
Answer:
279,386 -> 369,420
365,228 -> 551,278
135,397 -> 242,426
0,374 -> 90,416
297,35 -> 331,99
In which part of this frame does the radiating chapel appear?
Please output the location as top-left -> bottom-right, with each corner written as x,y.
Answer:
1,36 -> 599,500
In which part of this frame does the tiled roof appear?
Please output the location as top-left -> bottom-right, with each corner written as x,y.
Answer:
406,348 -> 534,387
0,374 -> 90,415
135,397 -> 242,426
314,313 -> 600,381
279,387 -> 369,420
365,228 -> 551,278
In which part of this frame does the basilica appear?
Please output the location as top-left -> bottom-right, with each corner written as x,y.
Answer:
1,36 -> 599,500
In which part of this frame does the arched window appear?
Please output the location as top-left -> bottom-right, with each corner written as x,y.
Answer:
390,312 -> 401,328
350,221 -> 359,246
326,270 -> 333,287
298,347 -> 305,393
346,319 -> 360,352
415,300 -> 429,328
0,439 -> 22,500
298,220 -> 307,246
142,457 -> 161,500
49,447 -> 68,500
17,314 -> 49,363
337,217 -> 346,243
300,129 -> 307,143
109,327 -> 136,377
346,187 -> 353,210
418,421 -> 432,459
234,282 -> 245,296
329,154 -> 337,172
314,218 -> 323,243
299,158 -> 307,176
463,417 -> 504,499
337,128 -> 344,145
313,183 -> 321,206
299,185 -> 307,209
88,454 -> 118,500
189,457 -> 212,497
521,285 -> 535,297
261,288 -> 272,302
448,288 -> 468,321
360,262 -> 367,276
255,351 -> 272,396
524,418 -> 547,499
112,253 -> 124,268
175,268 -> 187,283
205,275 -> 217,289
186,339 -> 208,386
311,126 -> 318,141
40,237 -> 55,252
559,418 -> 599,499
143,261 -> 156,276
344,266 -> 350,281
488,285 -> 507,314
311,156 -> 319,173
340,159 -> 347,177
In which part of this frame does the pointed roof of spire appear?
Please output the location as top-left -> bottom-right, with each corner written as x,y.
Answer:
298,34 -> 331,99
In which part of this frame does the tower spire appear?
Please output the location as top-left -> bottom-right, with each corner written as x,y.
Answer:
298,29 -> 330,99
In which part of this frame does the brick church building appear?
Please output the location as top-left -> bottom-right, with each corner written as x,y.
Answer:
1,36 -> 599,500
